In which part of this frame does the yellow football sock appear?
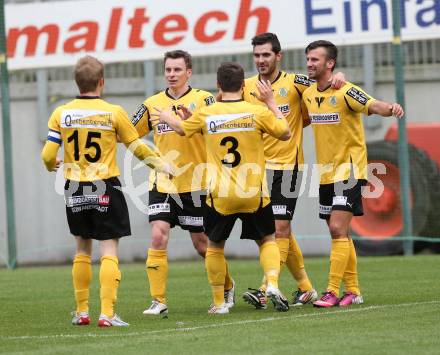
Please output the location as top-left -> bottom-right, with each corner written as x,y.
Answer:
205,247 -> 226,306
327,238 -> 350,297
259,241 -> 280,289
276,237 -> 289,268
286,234 -> 313,291
224,261 -> 234,290
72,254 -> 92,313
146,249 -> 168,304
343,239 -> 361,295
99,255 -> 120,318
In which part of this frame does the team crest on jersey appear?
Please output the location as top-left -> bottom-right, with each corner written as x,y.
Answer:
278,88 -> 288,97
294,75 -> 311,86
346,87 -> 369,105
188,102 -> 197,111
329,96 -> 337,106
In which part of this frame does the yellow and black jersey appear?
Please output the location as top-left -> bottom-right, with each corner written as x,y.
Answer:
181,99 -> 289,215
243,71 -> 311,170
132,87 -> 215,193
302,82 -> 375,184
47,96 -> 138,181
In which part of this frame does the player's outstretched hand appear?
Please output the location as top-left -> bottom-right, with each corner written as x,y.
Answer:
51,157 -> 62,172
255,80 -> 275,104
390,103 -> 404,118
151,106 -> 173,125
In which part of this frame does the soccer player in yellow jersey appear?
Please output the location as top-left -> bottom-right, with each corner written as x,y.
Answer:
153,62 -> 292,313
41,55 -> 171,327
131,50 -> 234,316
302,40 -> 404,307
242,33 -> 346,308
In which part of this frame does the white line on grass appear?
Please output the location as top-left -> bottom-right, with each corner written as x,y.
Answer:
3,300 -> 439,341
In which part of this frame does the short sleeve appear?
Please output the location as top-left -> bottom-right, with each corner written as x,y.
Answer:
344,85 -> 375,115
200,91 -> 215,107
293,73 -> 312,95
131,101 -> 151,137
115,107 -> 140,144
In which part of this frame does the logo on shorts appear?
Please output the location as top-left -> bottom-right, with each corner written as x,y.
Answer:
178,216 -> 203,226
319,204 -> 332,215
333,196 -> 348,206
148,203 -> 170,215
66,195 -> 109,207
272,205 -> 287,215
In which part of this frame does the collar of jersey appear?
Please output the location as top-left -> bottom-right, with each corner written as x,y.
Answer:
165,86 -> 192,100
75,95 -> 101,99
317,83 -> 332,93
258,70 -> 282,85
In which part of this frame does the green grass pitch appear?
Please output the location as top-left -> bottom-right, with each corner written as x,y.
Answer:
1,255 -> 439,354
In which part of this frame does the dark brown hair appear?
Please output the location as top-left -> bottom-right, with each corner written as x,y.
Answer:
251,32 -> 281,54
305,40 -> 338,71
163,50 -> 192,69
217,62 -> 244,92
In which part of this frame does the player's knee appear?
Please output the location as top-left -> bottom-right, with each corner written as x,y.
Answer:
275,221 -> 291,237
192,234 -> 207,257
150,225 -> 169,249
328,221 -> 347,238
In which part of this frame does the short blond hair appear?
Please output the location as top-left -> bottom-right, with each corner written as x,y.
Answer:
74,55 -> 104,93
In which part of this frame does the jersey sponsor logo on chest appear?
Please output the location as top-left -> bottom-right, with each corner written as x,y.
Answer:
156,123 -> 174,134
309,113 -> 340,124
278,104 -> 291,116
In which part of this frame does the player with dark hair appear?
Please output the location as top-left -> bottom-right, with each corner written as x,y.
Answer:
242,32 -> 347,308
302,40 -> 404,307
132,50 -> 234,317
152,61 -> 292,313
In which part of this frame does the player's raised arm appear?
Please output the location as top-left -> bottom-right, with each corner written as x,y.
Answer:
255,80 -> 291,140
368,100 -> 404,118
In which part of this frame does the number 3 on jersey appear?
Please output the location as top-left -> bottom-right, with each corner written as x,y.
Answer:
220,136 -> 241,168
67,130 -> 102,162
